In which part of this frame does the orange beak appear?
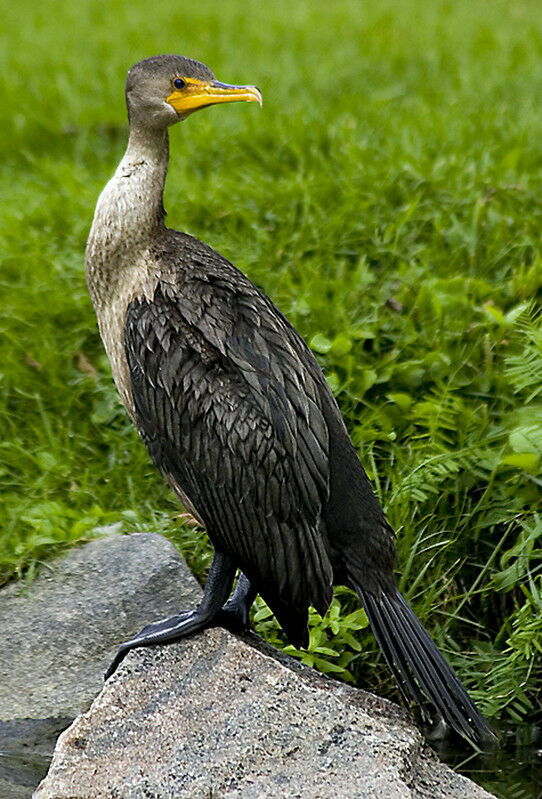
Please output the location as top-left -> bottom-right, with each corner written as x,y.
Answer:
166,78 -> 262,119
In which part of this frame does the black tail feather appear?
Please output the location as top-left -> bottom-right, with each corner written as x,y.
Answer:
360,590 -> 425,711
354,584 -> 494,743
381,595 -> 476,739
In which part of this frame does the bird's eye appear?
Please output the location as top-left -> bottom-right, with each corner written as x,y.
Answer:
174,78 -> 186,90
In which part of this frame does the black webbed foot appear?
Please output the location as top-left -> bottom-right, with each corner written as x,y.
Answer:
218,598 -> 251,631
105,550 -> 236,680
105,610 -> 195,679
217,572 -> 257,632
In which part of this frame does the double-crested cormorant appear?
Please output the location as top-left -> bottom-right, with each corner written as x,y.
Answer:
86,55 -> 492,742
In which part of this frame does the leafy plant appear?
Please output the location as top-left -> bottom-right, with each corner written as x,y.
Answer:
253,591 -> 369,681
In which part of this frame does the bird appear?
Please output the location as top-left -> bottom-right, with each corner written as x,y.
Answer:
85,54 -> 493,743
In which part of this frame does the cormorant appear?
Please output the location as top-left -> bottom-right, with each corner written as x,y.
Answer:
86,55 -> 493,742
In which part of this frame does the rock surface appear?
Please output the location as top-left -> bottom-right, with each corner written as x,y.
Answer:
0,532 -> 495,799
35,628 -> 495,799
0,532 -> 201,797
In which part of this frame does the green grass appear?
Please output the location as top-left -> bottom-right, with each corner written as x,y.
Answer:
1,0 -> 541,785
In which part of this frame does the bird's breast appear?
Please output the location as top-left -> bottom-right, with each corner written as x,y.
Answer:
86,238 -> 162,421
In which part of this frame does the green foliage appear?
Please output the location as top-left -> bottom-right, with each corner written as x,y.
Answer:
471,516 -> 542,722
0,3 -> 541,781
253,591 -> 369,681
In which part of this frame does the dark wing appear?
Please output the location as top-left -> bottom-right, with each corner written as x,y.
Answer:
124,252 -> 333,644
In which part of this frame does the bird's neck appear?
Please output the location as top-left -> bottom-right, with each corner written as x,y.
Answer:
89,126 -> 170,254
85,124 -> 170,315
115,125 -> 170,233
85,125 -> 171,415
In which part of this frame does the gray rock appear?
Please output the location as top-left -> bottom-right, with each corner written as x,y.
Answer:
35,627 -> 495,799
0,717 -> 73,799
0,779 -> 33,799
1,532 -> 494,799
0,532 -> 201,797
0,532 -> 201,721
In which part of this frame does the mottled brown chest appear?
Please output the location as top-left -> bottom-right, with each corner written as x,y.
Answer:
86,247 -> 162,421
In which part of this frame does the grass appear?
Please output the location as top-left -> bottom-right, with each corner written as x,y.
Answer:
1,1 -> 541,794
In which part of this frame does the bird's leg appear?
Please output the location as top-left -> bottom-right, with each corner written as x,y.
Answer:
218,572 -> 257,631
105,550 -> 236,679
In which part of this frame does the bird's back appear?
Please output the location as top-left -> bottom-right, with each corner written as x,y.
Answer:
122,229 -> 338,643
156,229 -> 397,596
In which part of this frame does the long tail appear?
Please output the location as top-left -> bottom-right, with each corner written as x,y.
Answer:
354,584 -> 494,743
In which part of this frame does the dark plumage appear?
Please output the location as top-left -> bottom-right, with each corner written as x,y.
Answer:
86,55 -> 494,744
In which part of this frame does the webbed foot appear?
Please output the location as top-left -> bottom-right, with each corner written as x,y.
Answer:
217,572 -> 257,632
105,610 -> 196,679
105,550 -> 236,679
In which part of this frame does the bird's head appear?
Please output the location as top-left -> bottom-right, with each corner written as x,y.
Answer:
125,55 -> 262,130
